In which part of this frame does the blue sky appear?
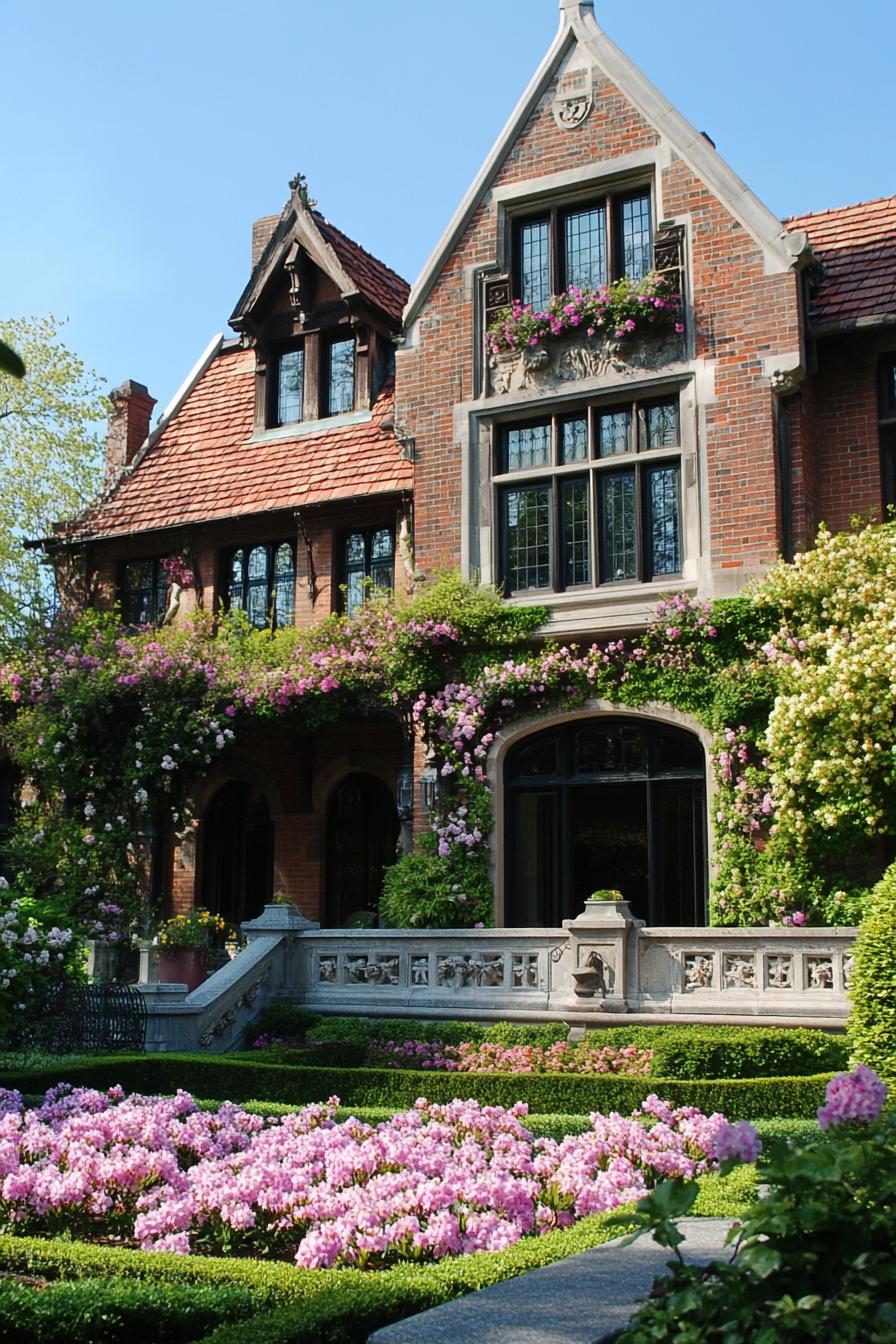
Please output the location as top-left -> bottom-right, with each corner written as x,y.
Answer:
4,0 -> 892,421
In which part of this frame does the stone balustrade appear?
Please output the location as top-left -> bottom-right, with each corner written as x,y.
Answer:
135,899 -> 855,1051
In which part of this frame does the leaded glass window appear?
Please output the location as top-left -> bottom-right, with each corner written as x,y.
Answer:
327,339 -> 355,416
496,394 -> 682,592
277,348 -> 303,424
120,559 -> 167,626
513,188 -> 653,306
343,528 -> 395,615
227,541 -> 295,630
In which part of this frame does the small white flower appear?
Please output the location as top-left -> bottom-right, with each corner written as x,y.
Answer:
53,742 -> 63,755
104,823 -> 113,832
83,802 -> 95,818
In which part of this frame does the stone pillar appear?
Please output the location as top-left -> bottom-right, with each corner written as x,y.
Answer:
562,898 -> 638,1011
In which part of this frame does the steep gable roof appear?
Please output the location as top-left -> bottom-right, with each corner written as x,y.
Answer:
785,195 -> 896,330
404,0 -> 806,329
231,182 -> 409,329
60,344 -> 411,544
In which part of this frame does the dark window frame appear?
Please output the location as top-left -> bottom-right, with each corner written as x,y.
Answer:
505,717 -> 707,927
512,186 -> 654,310
266,333 -> 357,429
119,557 -> 168,627
271,343 -> 305,427
224,540 -> 296,630
879,355 -> 896,512
495,393 -> 682,595
338,526 -> 395,615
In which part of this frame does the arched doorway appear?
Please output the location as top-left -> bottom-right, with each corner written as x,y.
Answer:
505,717 -> 707,927
325,774 -> 399,926
200,780 -> 273,926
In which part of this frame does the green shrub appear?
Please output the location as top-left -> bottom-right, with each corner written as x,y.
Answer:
849,861 -> 896,1084
586,1024 -> 848,1079
0,1053 -> 833,1120
0,1213 -> 640,1344
249,1004 -> 320,1044
304,1016 -> 487,1048
618,1100 -> 896,1343
0,1278 -> 255,1343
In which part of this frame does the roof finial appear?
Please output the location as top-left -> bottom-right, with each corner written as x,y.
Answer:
289,173 -> 317,210
559,0 -> 594,17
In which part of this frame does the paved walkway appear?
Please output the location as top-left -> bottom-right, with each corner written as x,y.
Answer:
368,1218 -> 733,1344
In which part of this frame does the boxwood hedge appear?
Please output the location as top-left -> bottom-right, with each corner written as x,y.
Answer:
0,1053 -> 833,1120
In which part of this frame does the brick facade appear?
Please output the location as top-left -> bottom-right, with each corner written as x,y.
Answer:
55,3 -> 895,928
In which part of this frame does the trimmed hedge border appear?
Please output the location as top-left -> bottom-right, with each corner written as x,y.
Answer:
0,1215 -> 636,1344
0,1054 -> 834,1120
0,1279 -> 255,1344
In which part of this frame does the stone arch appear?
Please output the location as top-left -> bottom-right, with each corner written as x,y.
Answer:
487,700 -> 714,927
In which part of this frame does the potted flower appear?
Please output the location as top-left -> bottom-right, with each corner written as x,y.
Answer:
156,908 -> 228,991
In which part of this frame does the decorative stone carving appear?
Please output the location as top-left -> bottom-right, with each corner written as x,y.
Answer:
807,956 -> 834,990
346,954 -> 400,986
411,956 -> 429,986
766,954 -> 793,989
683,953 -> 714,990
317,956 -> 337,983
724,954 -> 756,990
552,65 -> 594,129
487,329 -> 683,397
198,969 -> 272,1049
436,952 -> 504,989
512,952 -> 540,989
842,954 -> 854,990
571,949 -> 612,998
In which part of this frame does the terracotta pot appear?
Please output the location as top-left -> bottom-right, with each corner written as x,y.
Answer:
157,947 -> 207,992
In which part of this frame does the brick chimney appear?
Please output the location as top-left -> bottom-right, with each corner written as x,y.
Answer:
252,215 -> 280,267
105,379 -> 156,484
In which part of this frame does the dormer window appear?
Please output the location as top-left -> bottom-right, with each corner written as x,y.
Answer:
277,347 -> 304,424
326,337 -> 355,416
515,188 -> 653,310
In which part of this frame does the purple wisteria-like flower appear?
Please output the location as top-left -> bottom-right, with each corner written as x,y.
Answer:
712,1119 -> 762,1164
817,1064 -> 888,1130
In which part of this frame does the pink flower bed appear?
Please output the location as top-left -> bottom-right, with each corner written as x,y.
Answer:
0,1084 -> 726,1269
366,1040 -> 654,1076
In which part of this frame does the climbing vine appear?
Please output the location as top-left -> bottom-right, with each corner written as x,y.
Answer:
3,523 -> 896,934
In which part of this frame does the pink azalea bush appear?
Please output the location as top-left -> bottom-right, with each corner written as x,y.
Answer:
0,1084 -> 727,1269
367,1039 -> 653,1076
817,1062 -> 888,1130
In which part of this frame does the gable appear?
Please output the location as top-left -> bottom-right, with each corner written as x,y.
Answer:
405,1 -> 805,328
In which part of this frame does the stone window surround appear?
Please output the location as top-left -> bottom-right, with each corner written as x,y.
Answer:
456,369 -> 702,634
485,700 -> 716,928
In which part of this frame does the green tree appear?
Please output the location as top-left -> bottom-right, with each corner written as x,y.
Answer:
0,315 -> 105,641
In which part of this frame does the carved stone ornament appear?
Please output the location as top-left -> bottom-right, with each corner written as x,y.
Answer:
723,953 -> 756,990
683,953 -> 714,991
766,954 -> 793,990
807,956 -> 834,990
552,65 -> 594,129
488,328 -> 682,397
436,952 -> 505,989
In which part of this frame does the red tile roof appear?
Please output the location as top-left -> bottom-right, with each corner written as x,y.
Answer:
64,346 -> 412,542
785,195 -> 896,327
314,214 -> 410,323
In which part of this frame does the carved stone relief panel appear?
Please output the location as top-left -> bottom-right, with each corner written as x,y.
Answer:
766,954 -> 793,990
683,952 -> 715,990
723,954 -> 756,990
317,955 -> 337,984
411,955 -> 430,987
436,952 -> 505,989
487,330 -> 684,398
807,956 -> 834,990
346,954 -> 400,986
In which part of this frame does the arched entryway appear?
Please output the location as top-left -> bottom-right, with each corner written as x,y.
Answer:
200,780 -> 274,926
505,717 -> 707,926
325,773 -> 399,926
